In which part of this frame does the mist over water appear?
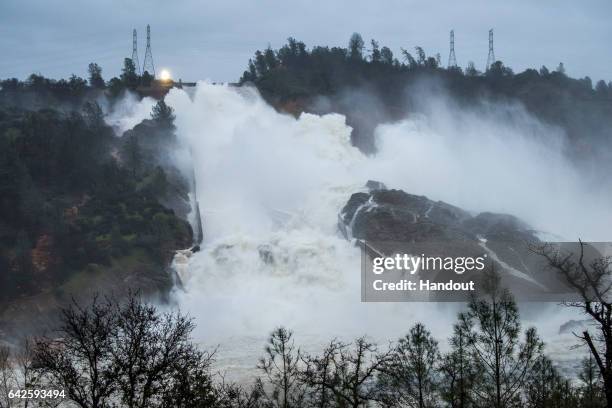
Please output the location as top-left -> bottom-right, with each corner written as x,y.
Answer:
369,96 -> 612,241
104,92 -> 157,135
165,83 -> 406,341
114,81 -> 610,376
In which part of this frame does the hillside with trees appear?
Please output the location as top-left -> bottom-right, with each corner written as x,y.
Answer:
0,59 -> 155,111
0,33 -> 611,406
240,34 -> 612,154
0,270 -> 607,407
0,61 -> 193,331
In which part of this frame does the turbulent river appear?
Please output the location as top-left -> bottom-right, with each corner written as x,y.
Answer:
112,82 -> 612,380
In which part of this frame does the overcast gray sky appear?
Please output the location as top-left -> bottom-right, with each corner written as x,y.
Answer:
1,0 -> 610,83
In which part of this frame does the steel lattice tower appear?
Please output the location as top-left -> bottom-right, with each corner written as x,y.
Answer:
486,29 -> 496,71
142,24 -> 155,77
131,29 -> 141,75
448,30 -> 457,68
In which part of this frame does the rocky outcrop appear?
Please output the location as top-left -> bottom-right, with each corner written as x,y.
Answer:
340,187 -> 474,243
340,182 -> 580,300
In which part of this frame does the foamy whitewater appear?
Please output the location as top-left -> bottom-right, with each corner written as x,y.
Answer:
113,82 -> 612,378
104,92 -> 157,135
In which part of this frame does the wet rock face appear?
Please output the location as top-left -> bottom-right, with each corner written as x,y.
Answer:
338,182 -> 565,299
340,183 -> 605,301
341,192 -> 370,228
340,187 -> 475,242
340,184 -> 539,244
463,212 -> 535,242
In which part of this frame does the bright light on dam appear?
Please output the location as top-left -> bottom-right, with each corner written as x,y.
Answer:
160,69 -> 171,81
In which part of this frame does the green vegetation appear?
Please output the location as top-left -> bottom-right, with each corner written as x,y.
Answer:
0,35 -> 610,406
0,58 -> 156,110
0,91 -> 192,303
241,34 -> 612,153
0,59 -> 190,317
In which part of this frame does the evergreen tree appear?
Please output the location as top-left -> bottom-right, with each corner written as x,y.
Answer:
440,320 -> 478,408
264,47 -> 278,70
256,327 -> 306,408
83,101 -> 105,130
579,355 -> 605,408
240,59 -> 258,83
380,46 -> 394,65
107,77 -> 124,97
254,50 -> 268,76
379,323 -> 440,408
460,268 -> 543,408
88,63 -> 105,89
121,58 -> 139,90
370,40 -> 381,63
415,46 -> 427,65
348,33 -> 365,60
524,355 -> 579,408
151,100 -> 175,128
401,48 -> 417,69
68,74 -> 88,96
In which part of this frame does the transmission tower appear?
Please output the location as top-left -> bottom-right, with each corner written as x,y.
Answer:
448,30 -> 457,68
486,29 -> 495,71
131,29 -> 141,75
142,24 -> 155,77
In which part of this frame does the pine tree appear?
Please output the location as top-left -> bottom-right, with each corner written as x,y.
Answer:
524,355 -> 578,407
348,33 -> 365,60
121,58 -> 139,90
88,63 -> 105,89
579,355 -> 605,408
440,320 -> 478,408
151,100 -> 175,128
257,327 -> 306,408
379,323 -> 440,408
460,268 -> 543,408
370,40 -> 381,63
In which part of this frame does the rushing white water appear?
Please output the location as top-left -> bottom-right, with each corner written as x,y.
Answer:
104,92 -> 157,135
165,84 -> 412,366
115,81 -> 612,378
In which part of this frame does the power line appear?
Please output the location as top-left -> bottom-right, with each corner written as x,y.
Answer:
132,29 -> 141,75
142,24 -> 155,77
486,28 -> 496,71
448,29 -> 457,68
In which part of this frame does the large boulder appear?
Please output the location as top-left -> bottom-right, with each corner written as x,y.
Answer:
339,182 -> 577,300
340,188 -> 473,243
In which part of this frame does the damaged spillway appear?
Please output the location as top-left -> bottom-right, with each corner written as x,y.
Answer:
134,81 -> 610,376
172,154 -> 205,284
